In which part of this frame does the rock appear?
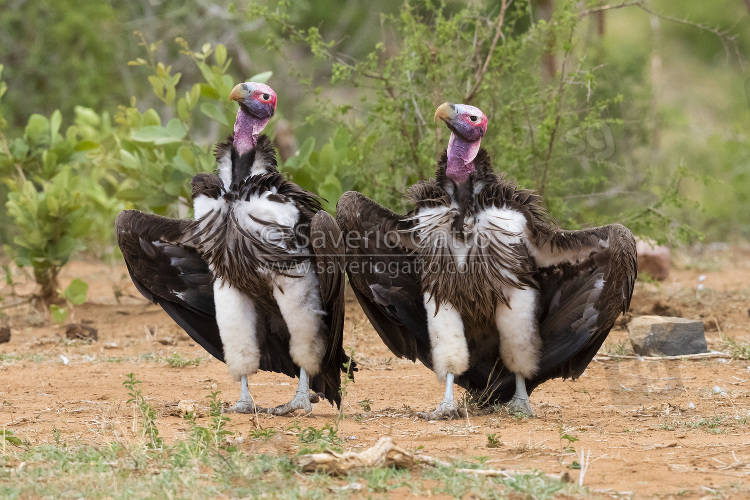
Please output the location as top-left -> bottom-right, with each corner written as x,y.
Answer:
0,326 -> 10,344
636,239 -> 671,281
65,323 -> 98,341
164,400 -> 203,417
628,316 -> 707,356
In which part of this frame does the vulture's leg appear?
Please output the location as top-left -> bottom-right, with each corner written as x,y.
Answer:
417,296 -> 468,420
495,288 -> 541,417
507,373 -> 533,416
225,375 -> 261,414
264,271 -> 326,416
263,368 -> 319,416
215,279 -> 266,414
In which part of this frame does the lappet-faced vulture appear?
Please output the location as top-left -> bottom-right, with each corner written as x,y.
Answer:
117,82 -> 353,415
337,102 -> 636,419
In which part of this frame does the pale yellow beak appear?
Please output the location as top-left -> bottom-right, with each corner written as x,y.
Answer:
434,102 -> 455,123
229,84 -> 248,103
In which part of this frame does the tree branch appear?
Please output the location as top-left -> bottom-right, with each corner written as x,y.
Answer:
464,0 -> 512,103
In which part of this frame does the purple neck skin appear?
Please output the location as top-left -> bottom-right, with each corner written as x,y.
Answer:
446,133 -> 481,184
233,109 -> 270,155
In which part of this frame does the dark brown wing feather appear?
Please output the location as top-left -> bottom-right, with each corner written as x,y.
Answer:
115,210 -> 224,361
336,191 -> 432,365
309,210 -> 356,406
533,223 -> 637,381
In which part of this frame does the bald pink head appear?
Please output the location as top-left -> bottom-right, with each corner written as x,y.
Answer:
229,82 -> 277,154
434,103 -> 487,184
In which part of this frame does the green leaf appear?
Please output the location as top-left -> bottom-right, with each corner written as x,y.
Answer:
142,109 -> 161,127
215,44 -> 227,66
249,71 -> 272,84
131,126 -> 182,145
64,278 -> 88,305
74,140 -> 99,151
50,110 -> 62,145
200,102 -> 229,126
50,304 -> 68,324
25,114 -> 50,144
165,119 -> 188,139
0,429 -> 23,447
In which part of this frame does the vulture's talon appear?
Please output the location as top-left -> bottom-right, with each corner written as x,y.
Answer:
309,392 -> 323,404
262,392 -> 314,416
505,396 -> 535,417
224,400 -> 264,414
416,401 -> 466,421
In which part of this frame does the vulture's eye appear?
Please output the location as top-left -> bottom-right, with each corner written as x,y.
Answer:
261,93 -> 270,101
469,115 -> 478,123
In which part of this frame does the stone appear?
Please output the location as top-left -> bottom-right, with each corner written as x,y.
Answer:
0,326 -> 10,344
628,315 -> 707,356
65,323 -> 98,341
636,239 -> 671,281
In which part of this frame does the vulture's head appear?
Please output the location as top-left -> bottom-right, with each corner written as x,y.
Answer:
434,102 -> 487,143
229,82 -> 277,120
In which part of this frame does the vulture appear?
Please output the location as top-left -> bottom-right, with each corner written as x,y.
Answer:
116,82 -> 352,415
337,102 -> 636,419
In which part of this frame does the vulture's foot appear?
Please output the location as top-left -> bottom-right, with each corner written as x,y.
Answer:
416,401 -> 466,421
262,391 -> 316,416
224,400 -> 264,414
505,395 -> 535,417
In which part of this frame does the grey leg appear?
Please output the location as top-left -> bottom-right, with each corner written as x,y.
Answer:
224,375 -> 263,414
416,373 -> 466,421
263,368 -> 319,416
505,373 -> 534,416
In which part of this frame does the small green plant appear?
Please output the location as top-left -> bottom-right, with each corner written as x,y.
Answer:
248,428 -> 277,441
685,416 -> 725,434
165,352 -> 202,368
49,278 -> 89,324
123,372 -> 162,449
605,338 -> 629,357
1,429 -> 24,448
358,399 -> 372,412
723,336 -> 750,360
181,391 -> 234,454
558,425 -> 579,453
361,466 -> 410,493
486,433 -> 501,449
292,421 -> 342,454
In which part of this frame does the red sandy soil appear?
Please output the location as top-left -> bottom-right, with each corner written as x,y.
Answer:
1,246 -> 749,497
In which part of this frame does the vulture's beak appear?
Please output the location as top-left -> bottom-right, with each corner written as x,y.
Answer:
434,102 -> 456,124
229,84 -> 249,103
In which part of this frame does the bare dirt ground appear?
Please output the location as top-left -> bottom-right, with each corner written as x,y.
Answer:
1,246 -> 749,498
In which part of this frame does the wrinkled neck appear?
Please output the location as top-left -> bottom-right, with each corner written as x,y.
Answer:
446,133 -> 480,184
233,110 -> 270,155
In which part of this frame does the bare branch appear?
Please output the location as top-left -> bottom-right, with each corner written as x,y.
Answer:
464,0 -> 512,103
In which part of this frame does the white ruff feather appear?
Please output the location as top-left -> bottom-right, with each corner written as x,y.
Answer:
235,192 -> 300,243
424,295 -> 469,380
214,278 -> 260,382
495,287 -> 541,378
217,150 -> 232,191
273,266 -> 326,376
193,194 -> 226,221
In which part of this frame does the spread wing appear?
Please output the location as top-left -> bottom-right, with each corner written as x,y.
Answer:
530,222 -> 637,384
335,191 -> 432,366
464,222 -> 637,405
309,210 -> 356,406
115,210 -> 224,362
